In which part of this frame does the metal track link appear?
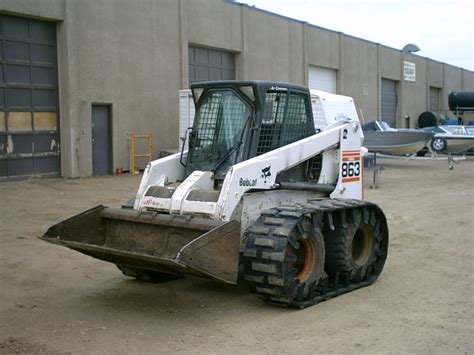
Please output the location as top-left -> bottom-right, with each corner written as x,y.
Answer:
242,198 -> 389,309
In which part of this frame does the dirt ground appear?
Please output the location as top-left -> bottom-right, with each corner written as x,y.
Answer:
0,157 -> 473,354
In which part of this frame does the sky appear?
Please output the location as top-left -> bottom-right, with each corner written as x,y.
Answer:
235,0 -> 473,71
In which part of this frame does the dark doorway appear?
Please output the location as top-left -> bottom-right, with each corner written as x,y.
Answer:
91,104 -> 112,175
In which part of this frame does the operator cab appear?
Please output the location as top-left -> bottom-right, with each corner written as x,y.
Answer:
184,81 -> 316,181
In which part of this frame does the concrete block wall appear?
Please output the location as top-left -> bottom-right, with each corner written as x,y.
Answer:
339,37 -> 378,123
65,0 -> 183,177
0,0 -> 472,177
401,54 -> 428,128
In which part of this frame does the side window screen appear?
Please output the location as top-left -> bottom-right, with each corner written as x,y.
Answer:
257,89 -> 313,155
282,92 -> 308,145
257,90 -> 286,155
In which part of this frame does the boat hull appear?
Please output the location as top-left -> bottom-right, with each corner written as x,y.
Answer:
443,136 -> 474,153
363,131 -> 433,155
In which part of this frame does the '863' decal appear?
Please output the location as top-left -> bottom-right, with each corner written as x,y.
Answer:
341,151 -> 361,183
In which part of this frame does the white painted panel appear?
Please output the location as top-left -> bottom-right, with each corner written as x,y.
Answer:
310,90 -> 360,131
178,90 -> 195,150
308,66 -> 337,93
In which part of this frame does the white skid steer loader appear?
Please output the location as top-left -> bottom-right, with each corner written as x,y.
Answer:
41,81 -> 388,308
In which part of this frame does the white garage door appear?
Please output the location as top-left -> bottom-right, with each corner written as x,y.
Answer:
308,66 -> 337,93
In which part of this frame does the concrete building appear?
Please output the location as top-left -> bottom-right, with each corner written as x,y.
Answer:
0,0 -> 473,179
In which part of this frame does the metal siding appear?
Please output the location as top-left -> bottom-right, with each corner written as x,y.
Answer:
10,134 -> 33,153
33,89 -> 57,108
34,155 -> 59,173
31,43 -> 56,64
5,64 -> 30,84
4,41 -> 29,61
8,158 -> 33,176
6,88 -> 31,107
0,14 -> 59,180
32,66 -> 57,85
381,79 -> 397,127
3,16 -> 29,40
188,46 -> 235,85
34,133 -> 59,152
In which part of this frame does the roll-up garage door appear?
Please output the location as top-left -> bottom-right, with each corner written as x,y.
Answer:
308,66 -> 337,94
188,46 -> 235,85
381,79 -> 397,127
0,14 -> 59,180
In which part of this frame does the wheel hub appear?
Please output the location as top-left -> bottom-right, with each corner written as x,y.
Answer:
290,238 -> 317,282
352,225 -> 375,267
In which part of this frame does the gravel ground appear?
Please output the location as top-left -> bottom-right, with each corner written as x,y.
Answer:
0,157 -> 473,354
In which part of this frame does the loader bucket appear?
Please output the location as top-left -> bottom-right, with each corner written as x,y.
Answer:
40,206 -> 241,284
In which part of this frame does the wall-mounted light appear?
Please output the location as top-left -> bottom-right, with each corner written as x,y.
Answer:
402,44 -> 420,54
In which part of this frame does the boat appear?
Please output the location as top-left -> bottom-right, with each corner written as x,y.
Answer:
421,125 -> 474,153
465,126 -> 474,154
362,120 -> 434,155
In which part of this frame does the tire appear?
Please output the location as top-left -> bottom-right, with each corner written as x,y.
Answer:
116,265 -> 180,283
285,219 -> 326,293
324,209 -> 377,279
431,137 -> 447,153
418,111 -> 439,128
243,214 -> 325,307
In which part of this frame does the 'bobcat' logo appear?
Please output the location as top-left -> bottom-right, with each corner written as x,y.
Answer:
261,166 -> 271,179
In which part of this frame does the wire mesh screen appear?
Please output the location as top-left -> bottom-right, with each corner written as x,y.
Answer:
187,90 -> 249,175
257,90 -> 312,155
306,154 -> 323,182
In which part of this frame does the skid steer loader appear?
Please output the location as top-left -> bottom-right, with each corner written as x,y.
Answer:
41,81 -> 388,308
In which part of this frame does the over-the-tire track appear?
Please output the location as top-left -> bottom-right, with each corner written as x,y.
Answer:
242,198 -> 389,308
